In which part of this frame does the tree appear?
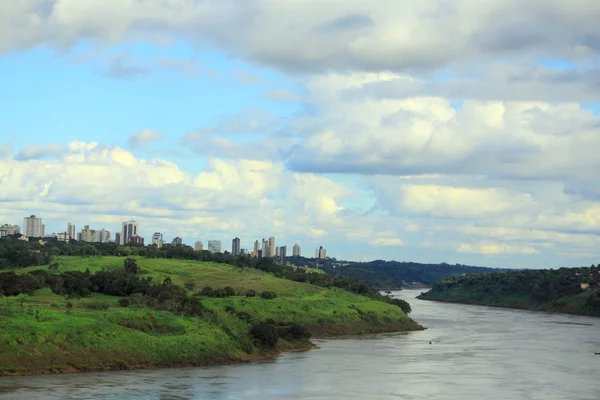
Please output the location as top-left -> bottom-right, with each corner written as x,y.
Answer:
124,258 -> 139,275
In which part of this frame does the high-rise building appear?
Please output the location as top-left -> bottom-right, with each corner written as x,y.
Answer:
275,246 -> 280,257
293,244 -> 301,257
254,240 -> 260,253
316,246 -> 327,259
280,246 -> 287,262
67,223 -> 75,240
194,241 -> 203,251
115,232 -> 121,245
96,229 -> 110,243
24,215 -> 44,238
121,220 -> 139,245
261,238 -> 268,258
268,237 -> 275,257
152,232 -> 163,248
232,237 -> 241,255
172,237 -> 183,246
208,240 -> 222,253
56,232 -> 69,242
0,224 -> 20,238
80,225 -> 93,242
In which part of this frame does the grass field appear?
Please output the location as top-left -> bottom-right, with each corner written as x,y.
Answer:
0,256 -> 422,375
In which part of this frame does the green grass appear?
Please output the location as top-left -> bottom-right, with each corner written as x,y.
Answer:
1,256 -> 421,375
18,256 -> 321,296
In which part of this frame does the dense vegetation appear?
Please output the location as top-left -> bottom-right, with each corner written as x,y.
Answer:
287,257 -> 501,288
418,265 -> 600,317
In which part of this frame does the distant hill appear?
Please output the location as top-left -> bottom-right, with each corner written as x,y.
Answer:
286,257 -> 501,288
418,265 -> 600,317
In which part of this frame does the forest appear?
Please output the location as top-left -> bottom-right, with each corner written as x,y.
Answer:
287,256 -> 500,288
418,266 -> 600,316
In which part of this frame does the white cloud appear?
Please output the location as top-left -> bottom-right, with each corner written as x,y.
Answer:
14,143 -> 64,160
3,1 -> 599,75
370,237 -> 404,247
458,241 -> 540,255
128,129 -> 164,148
281,73 -> 600,185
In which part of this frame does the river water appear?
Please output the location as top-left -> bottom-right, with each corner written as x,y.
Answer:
1,289 -> 599,400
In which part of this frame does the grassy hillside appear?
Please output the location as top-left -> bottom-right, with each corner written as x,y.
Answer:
418,266 -> 600,317
0,256 -> 421,375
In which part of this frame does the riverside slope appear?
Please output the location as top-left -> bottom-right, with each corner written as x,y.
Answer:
0,257 -> 422,376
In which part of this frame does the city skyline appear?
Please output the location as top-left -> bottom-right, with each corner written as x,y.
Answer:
0,214 -> 319,259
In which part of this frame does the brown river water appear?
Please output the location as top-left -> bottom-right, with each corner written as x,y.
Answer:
1,289 -> 599,399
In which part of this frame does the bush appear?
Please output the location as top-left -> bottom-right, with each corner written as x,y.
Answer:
182,295 -> 206,317
236,311 -> 253,323
124,258 -> 139,275
245,289 -> 257,298
199,286 -> 213,296
388,298 -> 412,314
225,306 -> 236,314
224,286 -> 236,297
260,291 -> 277,300
118,298 -> 130,307
84,302 -> 110,310
281,322 -> 311,341
250,322 -> 278,348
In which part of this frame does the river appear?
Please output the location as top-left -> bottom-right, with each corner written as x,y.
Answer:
1,289 -> 599,399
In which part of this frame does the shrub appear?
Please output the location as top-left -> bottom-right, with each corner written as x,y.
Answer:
124,258 -> 139,275
281,322 -> 311,342
85,302 -> 110,310
236,311 -> 253,323
225,306 -> 236,314
224,286 -> 236,297
250,322 -> 278,348
118,298 -> 130,307
388,298 -> 412,314
261,291 -> 277,300
245,289 -> 256,298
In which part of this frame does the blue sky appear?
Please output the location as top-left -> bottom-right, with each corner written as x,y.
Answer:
1,1 -> 600,268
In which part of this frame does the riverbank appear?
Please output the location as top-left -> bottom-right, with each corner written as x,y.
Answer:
418,289 -> 600,317
0,256 -> 422,376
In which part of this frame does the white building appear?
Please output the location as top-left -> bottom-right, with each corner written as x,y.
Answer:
0,224 -> 20,238
152,232 -> 164,248
67,223 -> 76,240
293,244 -> 301,257
24,215 -> 44,238
56,232 -> 70,242
95,229 -> 111,243
194,241 -> 203,251
208,240 -> 222,253
121,220 -> 139,245
80,225 -> 93,242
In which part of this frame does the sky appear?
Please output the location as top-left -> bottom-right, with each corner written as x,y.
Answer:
1,1 -> 600,268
